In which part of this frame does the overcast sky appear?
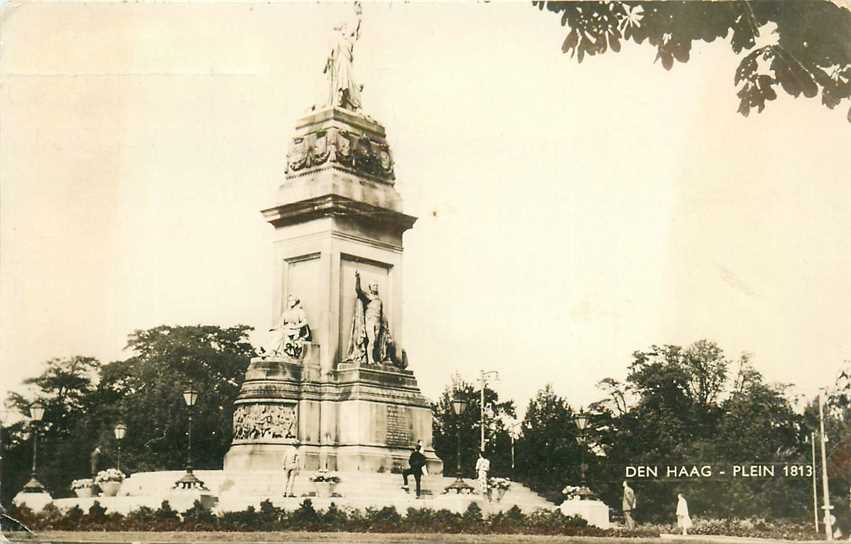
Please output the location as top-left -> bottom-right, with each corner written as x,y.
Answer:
1,2 -> 849,414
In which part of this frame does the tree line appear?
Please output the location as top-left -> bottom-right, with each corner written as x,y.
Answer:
431,339 -> 851,523
1,326 -> 849,525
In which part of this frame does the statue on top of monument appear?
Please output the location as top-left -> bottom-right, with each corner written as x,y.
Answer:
324,1 -> 363,111
266,294 -> 312,359
346,269 -> 407,367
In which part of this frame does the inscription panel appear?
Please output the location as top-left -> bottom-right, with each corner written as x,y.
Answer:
385,404 -> 412,447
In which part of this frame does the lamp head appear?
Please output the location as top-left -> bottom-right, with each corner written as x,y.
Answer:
575,412 -> 589,432
451,394 -> 466,416
30,401 -> 45,422
114,422 -> 128,441
182,385 -> 199,408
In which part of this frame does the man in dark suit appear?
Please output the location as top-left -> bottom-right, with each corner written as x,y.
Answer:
401,443 -> 427,498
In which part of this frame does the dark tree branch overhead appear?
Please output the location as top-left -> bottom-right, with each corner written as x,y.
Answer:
534,1 -> 851,122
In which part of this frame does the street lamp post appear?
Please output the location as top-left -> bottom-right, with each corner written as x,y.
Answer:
478,370 -> 499,452
174,384 -> 206,490
574,410 -> 594,500
508,421 -> 521,476
21,402 -> 47,494
818,391 -> 833,541
113,423 -> 127,474
445,393 -> 475,494
806,432 -> 819,533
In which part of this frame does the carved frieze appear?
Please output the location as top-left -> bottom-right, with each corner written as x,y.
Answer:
232,403 -> 297,442
286,127 -> 395,181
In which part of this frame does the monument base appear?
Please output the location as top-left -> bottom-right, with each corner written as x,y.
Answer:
224,356 -> 443,476
559,498 -> 611,529
51,470 -> 555,515
12,490 -> 53,512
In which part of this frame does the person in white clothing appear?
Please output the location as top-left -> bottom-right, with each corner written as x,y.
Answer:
676,493 -> 692,535
282,440 -> 301,498
474,450 -> 490,497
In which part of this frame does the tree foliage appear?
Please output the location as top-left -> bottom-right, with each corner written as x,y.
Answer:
1,325 -> 256,504
515,384 -> 582,502
534,1 -> 851,121
99,325 -> 255,472
587,340 -> 810,520
431,374 -> 516,479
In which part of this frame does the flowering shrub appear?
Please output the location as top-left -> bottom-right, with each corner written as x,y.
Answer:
489,477 -> 512,491
94,468 -> 126,485
70,478 -> 95,490
561,485 -> 582,499
308,469 -> 340,484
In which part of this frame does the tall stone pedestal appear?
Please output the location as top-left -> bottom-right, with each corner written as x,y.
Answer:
224,106 -> 442,475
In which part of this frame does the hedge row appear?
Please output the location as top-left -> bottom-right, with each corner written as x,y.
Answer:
8,500 -> 660,537
646,518 -> 824,541
7,502 -> 823,540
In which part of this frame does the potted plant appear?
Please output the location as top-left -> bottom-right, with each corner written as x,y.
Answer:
308,469 -> 340,498
70,478 -> 96,498
94,468 -> 125,497
488,477 -> 511,502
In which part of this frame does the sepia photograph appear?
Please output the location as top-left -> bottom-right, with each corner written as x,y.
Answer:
0,1 -> 849,542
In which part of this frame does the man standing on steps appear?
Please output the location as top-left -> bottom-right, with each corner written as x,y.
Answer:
622,480 -> 637,529
401,443 -> 427,498
282,440 -> 301,498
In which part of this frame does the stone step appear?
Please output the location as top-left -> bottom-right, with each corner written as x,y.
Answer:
119,470 -> 555,513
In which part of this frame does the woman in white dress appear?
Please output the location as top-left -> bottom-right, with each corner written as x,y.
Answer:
676,493 -> 692,535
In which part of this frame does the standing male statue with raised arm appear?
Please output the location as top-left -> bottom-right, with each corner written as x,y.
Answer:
346,269 -> 395,366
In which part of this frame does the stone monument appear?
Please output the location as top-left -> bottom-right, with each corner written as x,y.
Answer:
224,3 -> 442,476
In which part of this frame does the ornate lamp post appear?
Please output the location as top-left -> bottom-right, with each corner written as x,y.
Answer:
445,393 -> 475,494
574,410 -> 594,500
113,422 -> 127,474
174,384 -> 206,490
21,401 -> 47,494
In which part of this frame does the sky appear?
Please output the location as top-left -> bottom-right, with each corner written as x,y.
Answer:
0,2 -> 849,416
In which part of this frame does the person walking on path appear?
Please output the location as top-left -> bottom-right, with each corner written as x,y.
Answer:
676,493 -> 692,535
282,440 -> 301,498
401,443 -> 427,498
475,450 -> 491,497
622,481 -> 637,529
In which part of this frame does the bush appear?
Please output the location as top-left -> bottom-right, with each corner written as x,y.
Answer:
461,501 -> 483,529
365,506 -> 402,532
287,499 -> 321,531
124,505 -> 157,531
181,500 -> 217,531
2,500 -> 819,538
219,505 -> 258,532
320,502 -> 348,531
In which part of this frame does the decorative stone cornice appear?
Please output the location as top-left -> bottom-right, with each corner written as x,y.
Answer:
261,194 -> 417,233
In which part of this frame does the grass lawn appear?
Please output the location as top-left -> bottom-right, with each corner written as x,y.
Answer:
4,532 -> 820,544
2,532 -> 682,544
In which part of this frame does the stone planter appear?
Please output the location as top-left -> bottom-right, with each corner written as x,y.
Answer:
312,481 -> 337,498
74,486 -> 95,498
99,481 -> 122,497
